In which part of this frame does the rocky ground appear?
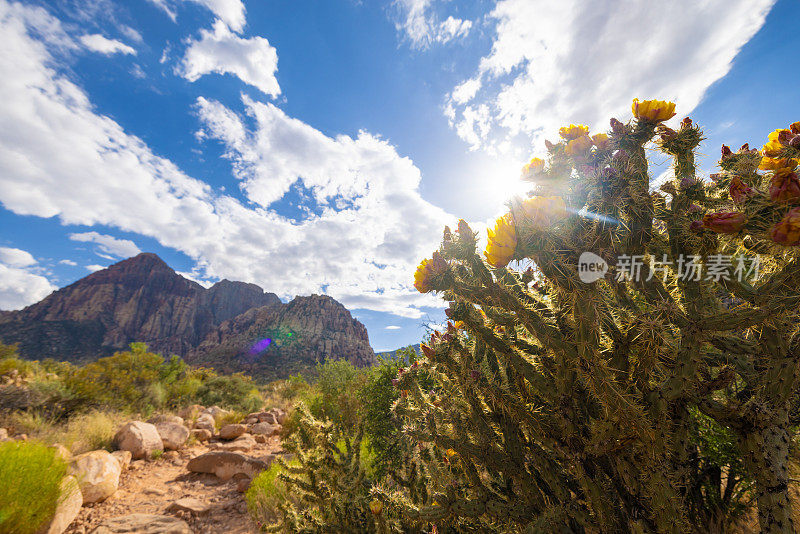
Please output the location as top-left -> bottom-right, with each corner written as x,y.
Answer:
64,435 -> 283,534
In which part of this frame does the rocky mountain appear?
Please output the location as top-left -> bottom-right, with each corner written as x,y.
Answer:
0,253 -> 375,378
187,294 -> 376,381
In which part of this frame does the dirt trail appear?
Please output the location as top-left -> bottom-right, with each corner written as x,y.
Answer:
65,435 -> 284,534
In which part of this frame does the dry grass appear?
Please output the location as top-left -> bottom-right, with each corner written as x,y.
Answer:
7,410 -> 127,455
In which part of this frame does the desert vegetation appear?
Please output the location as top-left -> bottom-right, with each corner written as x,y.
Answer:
245,101 -> 800,533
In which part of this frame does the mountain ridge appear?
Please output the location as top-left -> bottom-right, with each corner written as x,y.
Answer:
0,253 -> 375,379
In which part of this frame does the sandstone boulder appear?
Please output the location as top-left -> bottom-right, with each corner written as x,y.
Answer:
69,450 -> 121,504
50,443 -> 71,462
190,428 -> 212,442
113,422 -> 163,460
37,475 -> 81,534
269,408 -> 287,425
186,451 -> 273,481
250,422 -> 279,436
155,422 -> 189,450
90,513 -> 191,534
192,413 -> 215,434
111,450 -> 131,471
201,405 -> 229,422
218,424 -> 246,440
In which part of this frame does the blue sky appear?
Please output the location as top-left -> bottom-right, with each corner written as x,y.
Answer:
0,0 -> 797,351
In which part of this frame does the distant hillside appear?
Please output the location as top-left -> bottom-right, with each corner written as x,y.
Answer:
0,253 -> 375,380
377,344 -> 421,361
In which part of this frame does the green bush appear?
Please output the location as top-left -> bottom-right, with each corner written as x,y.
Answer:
194,373 -> 262,412
0,440 -> 67,534
309,360 -> 365,431
246,460 -> 296,528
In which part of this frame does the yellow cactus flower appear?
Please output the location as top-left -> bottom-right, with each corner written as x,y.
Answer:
484,214 -> 516,268
558,124 -> 589,141
515,196 -> 567,228
763,139 -> 786,158
631,98 -> 676,122
565,135 -> 593,157
768,128 -> 791,143
521,157 -> 545,181
592,133 -> 610,151
759,158 -> 798,171
445,448 -> 457,457
414,251 -> 447,293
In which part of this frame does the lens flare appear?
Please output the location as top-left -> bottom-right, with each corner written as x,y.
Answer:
249,338 -> 272,355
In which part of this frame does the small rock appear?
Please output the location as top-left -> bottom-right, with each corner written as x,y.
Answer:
190,428 -> 212,442
15,433 -> 28,441
111,450 -> 131,471
244,417 -> 258,425
69,450 -> 121,504
113,422 -> 164,460
218,424 -> 246,440
232,473 -> 251,493
143,488 -> 167,496
90,513 -> 191,534
163,450 -> 179,461
255,412 -> 278,425
213,435 -> 256,452
254,434 -> 267,444
269,408 -> 287,425
250,422 -> 279,436
167,497 -> 209,515
0,427 -> 8,440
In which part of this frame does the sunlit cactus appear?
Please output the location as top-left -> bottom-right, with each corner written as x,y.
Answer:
393,100 -> 800,533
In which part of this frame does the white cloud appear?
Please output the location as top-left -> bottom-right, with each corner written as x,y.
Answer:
385,325 -> 401,330
79,33 -> 136,55
58,259 -> 77,266
86,264 -> 106,272
447,0 -> 776,152
0,2 -> 449,318
0,247 -> 36,268
178,20 -> 279,96
395,0 -> 472,48
148,0 -> 245,32
69,232 -> 141,258
0,246 -> 56,310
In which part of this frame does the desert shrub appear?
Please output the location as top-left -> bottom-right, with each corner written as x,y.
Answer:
0,440 -> 67,534
9,409 -> 122,454
194,372 -> 262,412
246,460 -> 297,528
309,359 -> 365,431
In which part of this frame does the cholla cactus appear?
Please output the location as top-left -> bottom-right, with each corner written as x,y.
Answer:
396,102 -> 800,533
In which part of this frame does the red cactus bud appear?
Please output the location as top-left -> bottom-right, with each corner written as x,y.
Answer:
770,169 -> 800,203
729,176 -> 754,203
689,220 -> 704,233
721,145 -> 733,160
790,135 -> 800,149
739,143 -> 750,152
791,122 -> 800,135
709,173 -> 724,183
702,211 -> 746,234
442,226 -> 452,241
421,343 -> 434,358
446,321 -> 456,334
680,117 -> 693,129
778,129 -> 794,146
610,117 -> 624,134
471,369 -> 481,381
